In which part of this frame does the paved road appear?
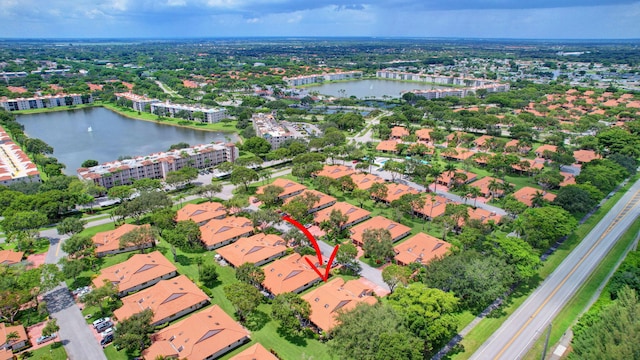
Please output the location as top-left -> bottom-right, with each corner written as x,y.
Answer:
44,286 -> 107,360
471,178 -> 640,360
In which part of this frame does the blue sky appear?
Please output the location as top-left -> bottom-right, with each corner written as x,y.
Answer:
1,0 -> 639,39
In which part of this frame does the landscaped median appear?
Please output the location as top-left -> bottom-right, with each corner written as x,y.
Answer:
448,175 -> 638,360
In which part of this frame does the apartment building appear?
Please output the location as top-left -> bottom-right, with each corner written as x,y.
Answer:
0,127 -> 40,187
0,93 -> 92,111
115,92 -> 159,112
252,113 -> 294,149
283,71 -> 362,86
150,102 -> 227,123
77,142 -> 238,189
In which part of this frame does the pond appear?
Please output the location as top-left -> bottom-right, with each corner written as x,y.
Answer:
17,107 -> 238,174
305,79 -> 451,99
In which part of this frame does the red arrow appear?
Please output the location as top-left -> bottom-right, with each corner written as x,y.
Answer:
282,215 -> 339,282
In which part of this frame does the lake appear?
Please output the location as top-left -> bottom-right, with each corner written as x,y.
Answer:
305,79 -> 451,99
17,107 -> 238,174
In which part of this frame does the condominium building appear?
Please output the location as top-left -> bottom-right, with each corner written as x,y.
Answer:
252,113 -> 294,149
284,71 -> 362,86
115,92 -> 159,112
150,102 -> 227,123
0,93 -> 93,111
77,142 -> 238,189
0,127 -> 40,186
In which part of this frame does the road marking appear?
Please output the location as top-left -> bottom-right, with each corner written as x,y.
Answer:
55,238 -> 62,257
492,189 -> 640,359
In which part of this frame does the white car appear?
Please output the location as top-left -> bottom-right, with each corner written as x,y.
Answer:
36,333 -> 57,344
101,328 -> 115,338
92,317 -> 111,328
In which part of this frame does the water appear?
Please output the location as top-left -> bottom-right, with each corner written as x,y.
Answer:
16,107 -> 238,174
306,79 -> 451,99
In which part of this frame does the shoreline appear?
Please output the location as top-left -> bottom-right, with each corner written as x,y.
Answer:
14,102 -> 242,137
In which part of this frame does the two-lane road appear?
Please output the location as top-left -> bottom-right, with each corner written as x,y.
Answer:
471,179 -> 640,360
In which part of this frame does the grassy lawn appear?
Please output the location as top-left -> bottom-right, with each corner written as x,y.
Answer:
523,219 -> 640,360
22,342 -> 67,360
448,176 -> 637,360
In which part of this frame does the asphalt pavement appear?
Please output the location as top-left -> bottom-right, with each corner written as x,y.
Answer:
44,286 -> 107,360
471,178 -> 640,360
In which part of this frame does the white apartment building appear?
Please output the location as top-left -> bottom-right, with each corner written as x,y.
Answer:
284,71 -> 363,87
252,113 -> 294,149
150,102 -> 227,123
0,93 -> 93,111
0,127 -> 40,186
77,142 -> 238,189
115,92 -> 160,112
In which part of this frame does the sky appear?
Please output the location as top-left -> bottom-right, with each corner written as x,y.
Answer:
0,0 -> 639,39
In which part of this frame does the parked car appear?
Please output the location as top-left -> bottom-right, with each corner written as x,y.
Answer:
101,328 -> 115,338
100,334 -> 114,346
95,321 -> 113,333
36,333 -> 57,344
92,317 -> 111,329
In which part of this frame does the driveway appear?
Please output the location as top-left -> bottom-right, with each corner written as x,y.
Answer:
44,286 -> 107,360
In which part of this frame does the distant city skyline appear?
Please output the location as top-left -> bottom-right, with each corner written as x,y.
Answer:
0,0 -> 639,39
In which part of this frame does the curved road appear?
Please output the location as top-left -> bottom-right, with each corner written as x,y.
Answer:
471,178 -> 640,360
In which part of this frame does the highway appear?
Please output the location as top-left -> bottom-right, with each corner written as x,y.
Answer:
471,178 -> 640,360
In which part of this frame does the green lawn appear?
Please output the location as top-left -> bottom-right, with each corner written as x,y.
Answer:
22,342 -> 67,360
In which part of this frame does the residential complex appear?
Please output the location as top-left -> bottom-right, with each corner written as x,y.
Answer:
0,93 -> 92,111
77,142 -> 238,189
252,113 -> 294,149
150,102 -> 227,123
115,92 -> 159,112
0,127 -> 40,186
284,71 -> 362,86
92,224 -> 155,257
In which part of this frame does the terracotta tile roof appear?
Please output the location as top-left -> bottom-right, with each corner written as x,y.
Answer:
176,202 -> 227,224
143,305 -> 249,360
511,158 -> 544,172
199,217 -> 253,249
413,194 -> 450,219
349,216 -> 412,246
415,128 -> 433,141
390,126 -> 410,138
316,165 -> 355,180
512,187 -> 556,207
87,83 -> 103,91
257,178 -> 307,199
92,224 -> 154,256
301,278 -> 377,332
438,169 -> 477,187
0,249 -> 23,265
0,323 -> 27,349
442,147 -> 475,161
375,182 -> 419,203
7,86 -> 27,93
114,275 -> 209,325
535,144 -> 558,157
466,207 -> 502,224
1,348 -> 12,360
394,232 -> 451,266
626,101 -> 640,108
468,177 -> 505,197
573,149 -> 600,164
283,189 -> 337,212
215,233 -> 287,267
182,80 -> 198,89
262,254 -> 322,295
560,172 -> 576,186
602,99 -> 619,107
92,251 -> 177,294
350,173 -> 385,190
376,140 -> 399,152
230,343 -> 278,360
314,202 -> 371,228
474,135 -> 494,147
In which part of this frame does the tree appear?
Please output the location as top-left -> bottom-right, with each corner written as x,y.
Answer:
223,282 -> 262,321
149,208 -> 177,235
271,293 -> 311,336
324,209 -> 349,242
107,185 -> 134,203
387,283 -> 460,357
5,331 -> 19,348
81,159 -> 99,168
382,264 -> 411,293
82,280 -> 118,314
60,258 -> 86,281
235,263 -> 265,287
514,206 -> 577,249
336,243 -> 360,275
571,287 -> 640,360
113,309 -> 154,354
535,170 -> 564,190
41,318 -> 60,340
165,167 -> 198,189
370,182 -> 388,202
1,211 -> 48,250
255,185 -> 284,208
242,136 -> 272,156
230,166 -> 259,192
362,228 -> 394,263
56,217 -> 86,236
488,234 -> 541,281
61,234 -> 94,259
328,303 -> 423,360
0,290 -> 27,323
119,225 -> 155,253
163,220 -> 201,250
191,182 -> 222,202
199,263 -> 218,287
352,188 -> 370,208
132,178 -> 162,192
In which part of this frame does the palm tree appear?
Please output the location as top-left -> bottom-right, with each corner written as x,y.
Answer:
488,179 -> 502,200
430,165 -> 444,193
5,331 -> 19,348
531,191 -> 546,208
468,186 -> 482,208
